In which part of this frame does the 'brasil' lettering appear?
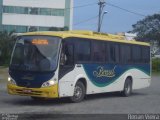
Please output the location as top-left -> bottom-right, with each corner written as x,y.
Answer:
93,66 -> 116,78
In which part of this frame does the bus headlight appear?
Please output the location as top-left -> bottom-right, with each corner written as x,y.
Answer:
41,80 -> 55,88
8,77 -> 16,85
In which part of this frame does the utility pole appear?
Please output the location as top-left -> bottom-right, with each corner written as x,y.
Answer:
97,0 -> 106,32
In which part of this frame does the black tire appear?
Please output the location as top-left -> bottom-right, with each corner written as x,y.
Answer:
70,81 -> 86,103
121,78 -> 132,97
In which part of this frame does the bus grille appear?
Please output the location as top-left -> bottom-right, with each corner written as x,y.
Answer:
15,89 -> 43,96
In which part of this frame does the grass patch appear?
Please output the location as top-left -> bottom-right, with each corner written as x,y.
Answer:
152,58 -> 160,73
152,72 -> 160,76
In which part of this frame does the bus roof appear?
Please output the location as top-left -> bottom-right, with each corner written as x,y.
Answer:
20,30 -> 150,46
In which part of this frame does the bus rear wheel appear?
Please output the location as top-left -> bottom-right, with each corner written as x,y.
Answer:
70,81 -> 86,103
121,78 -> 132,97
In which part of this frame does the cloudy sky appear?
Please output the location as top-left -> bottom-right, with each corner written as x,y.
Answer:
73,0 -> 160,33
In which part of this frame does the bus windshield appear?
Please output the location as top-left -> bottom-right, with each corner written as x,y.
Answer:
10,36 -> 61,72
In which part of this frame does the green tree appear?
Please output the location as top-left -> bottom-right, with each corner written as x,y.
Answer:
0,31 -> 16,65
131,14 -> 160,44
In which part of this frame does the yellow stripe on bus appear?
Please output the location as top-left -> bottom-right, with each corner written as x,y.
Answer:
20,30 -> 150,46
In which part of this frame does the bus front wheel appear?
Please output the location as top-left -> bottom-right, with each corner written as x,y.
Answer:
70,81 -> 86,103
121,78 -> 132,97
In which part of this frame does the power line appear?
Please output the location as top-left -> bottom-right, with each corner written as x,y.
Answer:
73,1 -> 147,29
74,15 -> 98,26
72,2 -> 98,27
72,1 -> 146,17
106,2 -> 146,17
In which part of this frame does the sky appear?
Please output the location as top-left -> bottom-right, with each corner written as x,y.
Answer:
73,0 -> 160,33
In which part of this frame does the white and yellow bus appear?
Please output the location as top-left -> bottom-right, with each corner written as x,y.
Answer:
7,31 -> 151,102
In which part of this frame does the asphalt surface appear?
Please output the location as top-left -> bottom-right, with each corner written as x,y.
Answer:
0,76 -> 160,115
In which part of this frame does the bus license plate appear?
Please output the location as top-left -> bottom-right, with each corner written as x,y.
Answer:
23,89 -> 32,93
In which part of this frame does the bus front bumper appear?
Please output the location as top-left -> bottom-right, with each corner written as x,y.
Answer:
7,84 -> 59,98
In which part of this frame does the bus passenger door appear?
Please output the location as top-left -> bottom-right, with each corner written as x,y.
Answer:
58,42 -> 75,97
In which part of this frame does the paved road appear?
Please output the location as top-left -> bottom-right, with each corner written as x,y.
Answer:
0,76 -> 160,114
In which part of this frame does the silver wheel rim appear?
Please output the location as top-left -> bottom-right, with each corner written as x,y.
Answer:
74,86 -> 82,100
125,83 -> 131,94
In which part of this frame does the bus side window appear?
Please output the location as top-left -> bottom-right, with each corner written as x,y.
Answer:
91,41 -> 105,63
132,45 -> 141,64
75,39 -> 91,63
142,46 -> 150,63
59,42 -> 74,79
109,44 -> 119,63
120,44 -> 132,64
60,43 -> 74,66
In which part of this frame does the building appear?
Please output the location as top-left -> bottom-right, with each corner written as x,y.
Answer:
0,0 -> 73,33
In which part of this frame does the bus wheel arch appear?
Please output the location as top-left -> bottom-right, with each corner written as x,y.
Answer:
78,78 -> 87,92
121,76 -> 133,97
70,78 -> 87,103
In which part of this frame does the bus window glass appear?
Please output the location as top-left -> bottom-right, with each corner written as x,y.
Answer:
109,44 -> 119,63
142,47 -> 150,63
63,43 -> 74,66
10,36 -> 61,71
75,40 -> 90,62
126,45 -> 132,63
120,44 -> 126,63
120,44 -> 132,63
132,45 -> 141,63
106,43 -> 109,62
92,41 -> 105,62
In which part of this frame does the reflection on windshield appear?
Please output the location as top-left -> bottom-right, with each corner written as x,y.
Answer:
10,36 -> 61,72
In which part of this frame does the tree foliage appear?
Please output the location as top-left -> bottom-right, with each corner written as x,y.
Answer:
131,13 -> 160,44
0,31 -> 16,65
